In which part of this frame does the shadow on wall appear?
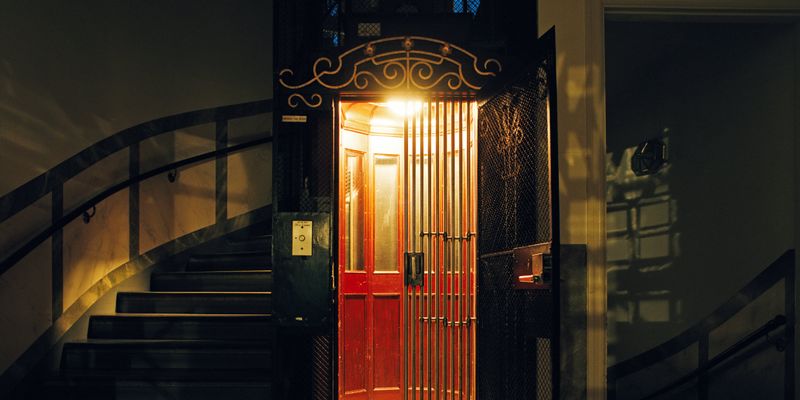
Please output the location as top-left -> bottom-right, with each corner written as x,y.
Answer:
605,20 -> 795,399
0,0 -> 273,197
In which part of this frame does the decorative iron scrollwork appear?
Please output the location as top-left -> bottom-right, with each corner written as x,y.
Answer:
279,36 -> 501,108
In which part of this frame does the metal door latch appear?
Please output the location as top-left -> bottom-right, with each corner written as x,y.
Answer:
405,252 -> 424,287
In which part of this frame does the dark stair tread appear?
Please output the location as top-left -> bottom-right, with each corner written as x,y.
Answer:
221,235 -> 272,253
116,292 -> 272,314
61,339 -> 271,371
150,270 -> 272,292
186,251 -> 271,271
57,368 -> 271,381
40,377 -> 271,400
88,313 -> 274,340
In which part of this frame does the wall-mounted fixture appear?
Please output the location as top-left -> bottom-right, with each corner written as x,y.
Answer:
82,205 -> 96,224
167,169 -> 179,183
631,138 -> 668,176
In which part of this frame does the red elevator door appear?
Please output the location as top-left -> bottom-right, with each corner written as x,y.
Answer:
339,127 -> 404,400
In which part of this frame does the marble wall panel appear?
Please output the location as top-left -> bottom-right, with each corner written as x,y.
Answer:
139,128 -> 215,253
139,132 -> 175,253
0,241 -> 51,375
0,194 -> 50,254
228,144 -> 272,218
172,159 -> 215,239
172,128 -> 215,238
228,113 -> 272,218
139,173 -> 174,253
229,114 -> 272,144
63,189 -> 128,309
174,123 -> 215,158
63,149 -> 128,212
140,132 -> 175,173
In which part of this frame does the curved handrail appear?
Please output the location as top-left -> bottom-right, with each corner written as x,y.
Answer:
0,99 -> 273,225
640,314 -> 787,400
0,136 -> 272,276
608,249 -> 795,380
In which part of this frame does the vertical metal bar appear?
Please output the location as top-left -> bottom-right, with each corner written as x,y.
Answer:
215,119 -> 228,224
786,252 -> 796,400
412,102 -> 417,400
129,142 -> 140,259
417,100 -> 424,400
442,98 -> 450,400
698,335 -> 709,400
465,99 -> 473,400
427,98 -> 433,400
51,184 -> 63,323
420,99 -> 426,399
435,97 -> 441,400
403,103 -> 409,400
458,98 -> 466,399
449,97 -> 456,399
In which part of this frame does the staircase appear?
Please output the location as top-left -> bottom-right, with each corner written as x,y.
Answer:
49,234 -> 273,399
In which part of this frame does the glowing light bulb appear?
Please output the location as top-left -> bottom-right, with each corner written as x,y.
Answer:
387,99 -> 422,116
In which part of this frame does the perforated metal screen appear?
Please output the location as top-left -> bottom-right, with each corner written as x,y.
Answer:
476,40 -> 557,400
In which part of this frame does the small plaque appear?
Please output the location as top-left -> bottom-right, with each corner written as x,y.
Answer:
292,220 -> 313,256
282,115 -> 308,123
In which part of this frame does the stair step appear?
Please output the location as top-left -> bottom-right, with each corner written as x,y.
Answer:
88,314 -> 273,340
151,270 -> 273,292
116,292 -> 271,314
42,378 -> 271,400
61,340 -> 271,371
186,251 -> 270,271
223,235 -> 272,253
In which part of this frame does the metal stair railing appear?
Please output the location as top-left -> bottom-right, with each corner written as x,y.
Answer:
607,250 -> 795,400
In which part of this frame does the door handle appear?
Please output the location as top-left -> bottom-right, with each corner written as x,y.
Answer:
405,252 -> 424,287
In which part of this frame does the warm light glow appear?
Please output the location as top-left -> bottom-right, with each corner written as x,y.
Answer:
386,99 -> 422,116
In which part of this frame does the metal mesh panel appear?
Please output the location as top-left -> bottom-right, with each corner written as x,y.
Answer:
274,108 -> 333,213
476,50 -> 555,399
312,334 -> 333,400
356,22 -> 381,37
453,0 -> 480,14
352,0 -> 379,12
477,254 -> 553,399
478,62 -> 551,255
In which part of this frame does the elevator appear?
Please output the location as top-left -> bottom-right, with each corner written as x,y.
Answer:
338,97 -> 477,399
274,33 -> 559,400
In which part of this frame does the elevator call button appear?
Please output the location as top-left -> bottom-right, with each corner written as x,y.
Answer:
292,220 -> 313,256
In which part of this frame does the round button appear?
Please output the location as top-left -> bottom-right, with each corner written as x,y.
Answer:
298,234 -> 306,241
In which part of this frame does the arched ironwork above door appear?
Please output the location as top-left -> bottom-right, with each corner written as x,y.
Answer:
278,36 -> 502,108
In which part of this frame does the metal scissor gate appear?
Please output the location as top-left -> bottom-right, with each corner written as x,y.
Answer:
402,97 -> 477,400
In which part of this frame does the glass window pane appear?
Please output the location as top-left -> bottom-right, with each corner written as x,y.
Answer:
374,155 -> 399,272
346,153 -> 365,271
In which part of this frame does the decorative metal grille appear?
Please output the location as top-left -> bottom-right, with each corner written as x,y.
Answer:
312,334 -> 333,400
478,254 -> 554,399
476,46 -> 556,399
478,62 -> 551,255
357,22 -> 381,37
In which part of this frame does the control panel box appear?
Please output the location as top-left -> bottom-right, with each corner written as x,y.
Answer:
273,212 -> 331,327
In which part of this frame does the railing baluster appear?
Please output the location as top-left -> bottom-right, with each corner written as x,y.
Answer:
51,183 -> 63,323
215,119 -> 229,224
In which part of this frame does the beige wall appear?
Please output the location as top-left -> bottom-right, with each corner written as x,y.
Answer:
606,0 -> 800,9
605,21 -> 796,398
541,0 -> 799,398
538,0 -> 608,398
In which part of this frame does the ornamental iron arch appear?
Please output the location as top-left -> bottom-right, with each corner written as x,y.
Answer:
277,36 -> 502,108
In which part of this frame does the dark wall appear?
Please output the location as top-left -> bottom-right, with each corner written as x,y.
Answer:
0,0 -> 273,196
605,21 -> 796,399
